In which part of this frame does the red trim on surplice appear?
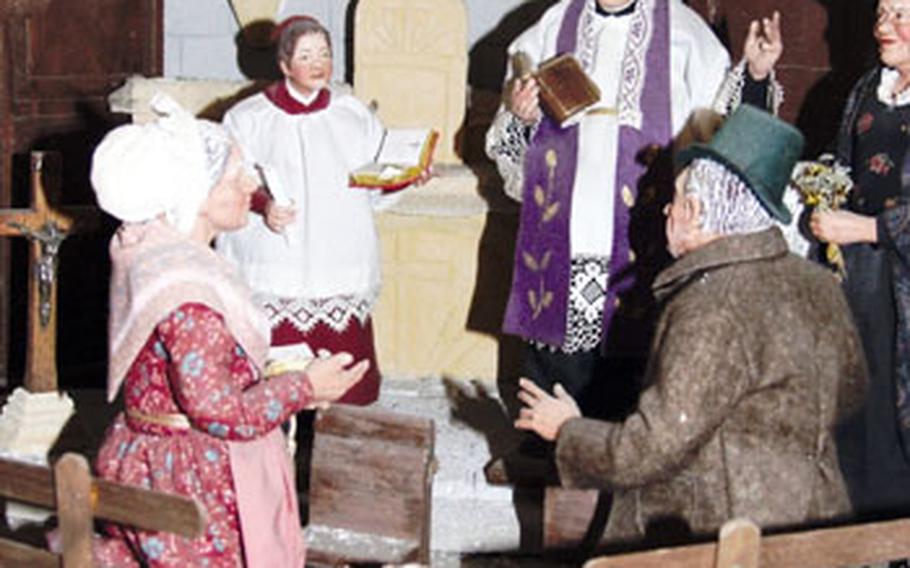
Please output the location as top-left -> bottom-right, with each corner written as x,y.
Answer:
263,81 -> 331,115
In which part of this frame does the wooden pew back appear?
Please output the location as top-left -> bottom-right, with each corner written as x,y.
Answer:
586,516 -> 910,568
306,404 -> 436,565
0,453 -> 205,567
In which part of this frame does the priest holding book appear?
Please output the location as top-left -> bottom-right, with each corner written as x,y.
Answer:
485,1 -> 785,436
217,15 -> 417,406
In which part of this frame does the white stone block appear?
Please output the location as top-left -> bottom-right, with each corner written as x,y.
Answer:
180,36 -> 247,81
163,34 -> 183,78
0,388 -> 76,529
0,387 -> 74,459
166,0 -> 238,36
463,0 -> 528,45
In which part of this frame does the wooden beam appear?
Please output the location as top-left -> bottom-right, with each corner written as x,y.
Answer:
759,518 -> 910,568
315,404 -> 434,448
0,458 -> 55,508
716,519 -> 760,568
94,476 -> 207,538
55,454 -> 93,568
0,456 -> 206,538
0,538 -> 57,568
309,405 -> 435,564
585,541 -> 717,567
585,518 -> 910,568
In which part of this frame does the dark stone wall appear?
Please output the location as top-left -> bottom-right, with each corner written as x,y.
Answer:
688,0 -> 878,156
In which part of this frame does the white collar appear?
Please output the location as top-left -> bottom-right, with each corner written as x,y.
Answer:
285,80 -> 322,105
877,67 -> 910,107
595,0 -> 636,17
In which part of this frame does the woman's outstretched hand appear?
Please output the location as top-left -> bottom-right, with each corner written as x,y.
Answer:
305,352 -> 369,404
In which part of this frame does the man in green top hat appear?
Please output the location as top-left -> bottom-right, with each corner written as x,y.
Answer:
513,105 -> 867,544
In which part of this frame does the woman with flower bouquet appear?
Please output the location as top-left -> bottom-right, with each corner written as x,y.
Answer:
792,155 -> 853,278
809,0 -> 910,520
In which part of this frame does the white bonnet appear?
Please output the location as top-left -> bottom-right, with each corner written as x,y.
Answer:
90,93 -> 232,234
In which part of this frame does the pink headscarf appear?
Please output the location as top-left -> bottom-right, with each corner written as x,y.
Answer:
105,218 -> 270,401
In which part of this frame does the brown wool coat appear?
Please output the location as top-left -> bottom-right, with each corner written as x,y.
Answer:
555,228 -> 867,543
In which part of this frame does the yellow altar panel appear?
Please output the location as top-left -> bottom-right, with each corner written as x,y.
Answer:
375,211 -> 494,381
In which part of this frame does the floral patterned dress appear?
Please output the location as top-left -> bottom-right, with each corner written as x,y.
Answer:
93,302 -> 313,567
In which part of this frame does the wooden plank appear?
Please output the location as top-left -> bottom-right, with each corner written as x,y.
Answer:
0,456 -> 205,537
759,518 -> 910,568
0,458 -> 55,508
585,541 -> 718,568
309,438 -> 430,541
716,519 -> 760,568
54,453 -> 93,568
309,485 -> 424,542
586,518 -> 910,568
311,438 -> 430,495
0,538 -> 58,568
315,405 -> 434,448
419,435 -> 433,565
309,406 -> 435,564
93,478 -> 207,538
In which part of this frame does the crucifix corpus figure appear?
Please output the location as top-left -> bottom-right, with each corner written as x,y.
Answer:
0,151 -> 98,393
0,151 -> 99,469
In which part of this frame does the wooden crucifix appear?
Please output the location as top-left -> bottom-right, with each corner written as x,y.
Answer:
0,151 -> 100,393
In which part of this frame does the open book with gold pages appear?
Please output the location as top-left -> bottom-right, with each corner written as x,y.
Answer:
349,128 -> 439,191
519,52 -> 601,127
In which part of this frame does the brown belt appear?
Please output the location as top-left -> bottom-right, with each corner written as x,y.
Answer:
126,408 -> 191,430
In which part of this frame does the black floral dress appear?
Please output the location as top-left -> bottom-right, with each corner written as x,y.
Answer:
836,67 -> 910,517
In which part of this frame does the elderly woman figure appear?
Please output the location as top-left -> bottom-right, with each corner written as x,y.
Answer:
810,0 -> 910,517
86,95 -> 367,566
517,106 -> 865,543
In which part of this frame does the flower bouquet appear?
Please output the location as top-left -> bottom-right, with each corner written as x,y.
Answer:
790,154 -> 853,279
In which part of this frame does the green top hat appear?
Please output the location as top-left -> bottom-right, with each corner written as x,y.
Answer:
675,105 -> 804,224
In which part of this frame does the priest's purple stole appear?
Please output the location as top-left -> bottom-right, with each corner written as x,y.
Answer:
502,0 -> 672,351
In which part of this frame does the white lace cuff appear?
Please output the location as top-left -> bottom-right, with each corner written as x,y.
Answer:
713,58 -> 784,116
485,107 -> 538,201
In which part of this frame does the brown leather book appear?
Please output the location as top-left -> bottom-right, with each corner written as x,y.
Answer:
535,54 -> 601,125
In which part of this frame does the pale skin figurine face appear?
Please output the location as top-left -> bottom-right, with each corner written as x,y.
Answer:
197,146 -> 257,238
876,0 -> 910,76
280,32 -> 332,97
596,0 -> 633,8
664,168 -> 703,258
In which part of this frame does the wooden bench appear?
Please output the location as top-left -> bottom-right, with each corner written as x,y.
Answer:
305,404 -> 436,566
0,452 -> 205,567
586,516 -> 910,568
504,478 -> 910,567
